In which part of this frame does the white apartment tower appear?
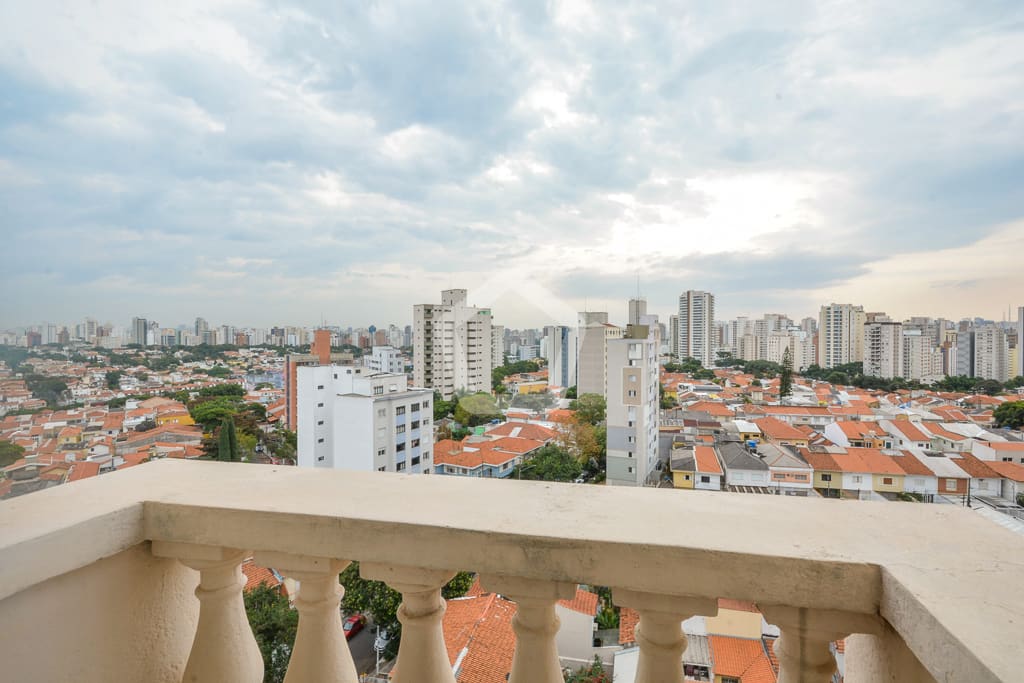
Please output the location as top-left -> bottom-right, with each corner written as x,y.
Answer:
364,346 -> 405,375
863,321 -> 904,379
818,304 -> 866,369
677,290 -> 715,367
605,321 -> 661,487
974,326 -> 1010,382
491,325 -> 505,369
297,366 -> 434,473
413,289 -> 494,400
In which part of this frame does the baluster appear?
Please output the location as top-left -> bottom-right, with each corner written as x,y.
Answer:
614,589 -> 716,683
760,606 -> 878,683
151,542 -> 263,683
361,563 -> 456,683
255,552 -> 356,683
481,576 -> 575,683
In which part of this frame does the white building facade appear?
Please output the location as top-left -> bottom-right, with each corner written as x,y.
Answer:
364,346 -> 405,375
297,366 -> 434,474
818,303 -> 865,369
545,325 -> 578,390
677,290 -> 715,367
413,289 -> 494,400
605,321 -> 660,487
863,321 -> 903,379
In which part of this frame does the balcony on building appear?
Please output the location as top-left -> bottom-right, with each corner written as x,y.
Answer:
0,459 -> 1021,682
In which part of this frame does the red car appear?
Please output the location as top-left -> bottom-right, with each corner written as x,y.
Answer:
343,614 -> 366,640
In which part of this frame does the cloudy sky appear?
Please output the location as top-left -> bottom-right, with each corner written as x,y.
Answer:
2,0 -> 1022,330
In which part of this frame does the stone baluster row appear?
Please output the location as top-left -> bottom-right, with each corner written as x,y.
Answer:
152,543 -> 887,683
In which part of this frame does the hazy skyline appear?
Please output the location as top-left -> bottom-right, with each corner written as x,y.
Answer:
2,1 -> 1023,329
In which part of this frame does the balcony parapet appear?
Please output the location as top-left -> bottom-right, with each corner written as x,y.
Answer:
1,459 -> 1022,682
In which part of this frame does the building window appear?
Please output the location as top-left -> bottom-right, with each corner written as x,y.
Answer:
821,473 -> 832,482
945,478 -> 956,491
377,448 -> 386,457
317,385 -> 324,390
373,386 -> 383,395
411,403 -> 420,412
627,467 -> 633,473
628,390 -> 637,397
396,443 -> 406,452
883,477 -> 893,485
317,402 -> 324,408
378,466 -> 386,472
317,420 -> 324,426
396,424 -> 405,434
411,420 -> 420,429
333,374 -> 337,379
978,480 -> 989,490
411,439 -> 420,448
397,462 -> 406,471
700,476 -> 710,484
396,406 -> 406,415
317,456 -> 324,462
411,456 -> 420,466
377,408 -> 386,418
852,475 -> 862,484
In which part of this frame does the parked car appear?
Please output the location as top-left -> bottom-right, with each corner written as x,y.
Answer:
343,614 -> 366,640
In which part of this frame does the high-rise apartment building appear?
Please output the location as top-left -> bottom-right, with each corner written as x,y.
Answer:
668,315 -> 679,355
628,298 -> 647,327
576,312 -> 622,396
902,330 -> 944,382
491,325 -> 505,369
296,366 -> 433,474
1017,306 -> 1024,379
545,325 -> 578,389
364,346 -> 405,375
605,321 -> 660,487
863,321 -> 904,379
817,304 -> 865,369
974,326 -> 1009,382
413,289 -> 494,400
677,290 -> 715,367
131,317 -> 148,347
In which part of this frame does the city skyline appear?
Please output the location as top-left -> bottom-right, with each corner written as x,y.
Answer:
2,2 -> 1023,328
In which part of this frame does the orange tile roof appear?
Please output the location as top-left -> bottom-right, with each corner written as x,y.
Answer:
694,445 -> 723,475
67,461 -> 100,482
558,588 -> 599,617
442,594 -> 517,683
983,460 -> 1024,482
945,452 -> 998,478
687,401 -> 733,417
708,635 -> 778,682
889,451 -> 936,476
619,607 -> 640,645
924,424 -> 968,442
485,422 -> 557,441
977,441 -> 1024,451
718,598 -> 759,613
888,421 -> 929,442
242,560 -> 282,592
754,417 -> 808,441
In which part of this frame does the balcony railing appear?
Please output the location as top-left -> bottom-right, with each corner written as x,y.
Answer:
1,459 -> 1021,683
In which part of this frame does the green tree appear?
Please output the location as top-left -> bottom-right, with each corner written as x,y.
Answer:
105,371 -> 123,390
780,347 -> 794,398
205,365 -> 232,378
0,440 -> 25,468
134,419 -> 157,432
513,444 -> 582,482
565,385 -> 578,399
993,401 -> 1024,430
244,583 -> 298,683
189,396 -> 240,431
453,392 -> 502,426
977,379 -> 1004,396
432,391 -> 457,421
198,384 -> 246,397
570,394 -> 606,425
217,416 -> 239,461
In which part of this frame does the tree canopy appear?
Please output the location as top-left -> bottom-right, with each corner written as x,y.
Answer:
513,444 -> 582,482
454,392 -> 503,426
994,401 -> 1024,430
0,440 -> 25,468
492,359 -> 541,390
244,583 -> 298,683
569,394 -> 606,426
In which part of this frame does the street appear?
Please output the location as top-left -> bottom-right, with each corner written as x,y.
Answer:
348,621 -> 380,678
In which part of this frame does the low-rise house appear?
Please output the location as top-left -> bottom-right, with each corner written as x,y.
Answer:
948,452 -> 1008,499
756,443 -> 813,495
716,441 -> 771,491
985,461 -> 1024,502
904,450 -> 970,500
879,420 -> 932,450
754,417 -> 810,448
921,424 -> 972,453
973,440 -> 1024,465
823,421 -> 892,449
671,445 -> 724,491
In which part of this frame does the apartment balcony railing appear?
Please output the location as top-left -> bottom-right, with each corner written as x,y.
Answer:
1,459 -> 1021,683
